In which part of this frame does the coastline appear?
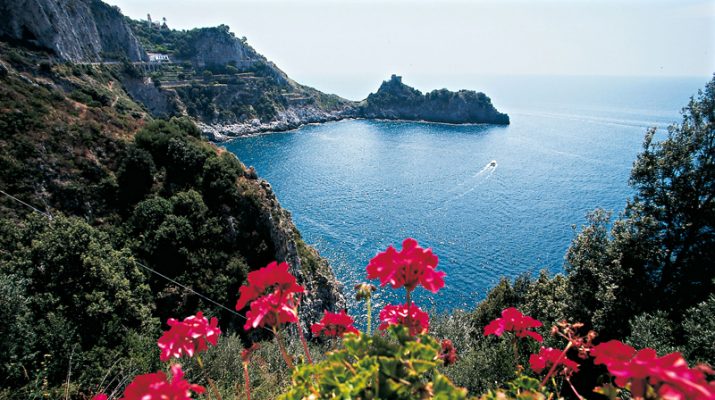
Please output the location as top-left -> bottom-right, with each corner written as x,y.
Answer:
198,107 -> 349,142
202,114 -> 510,142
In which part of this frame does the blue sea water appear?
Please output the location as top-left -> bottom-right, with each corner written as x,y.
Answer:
224,75 -> 708,315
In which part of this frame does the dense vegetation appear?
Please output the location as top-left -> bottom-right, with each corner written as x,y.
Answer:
0,44 -> 334,398
429,75 -> 715,396
126,21 -> 241,60
0,33 -> 712,398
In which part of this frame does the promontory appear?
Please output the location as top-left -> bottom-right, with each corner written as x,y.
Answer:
0,0 -> 509,141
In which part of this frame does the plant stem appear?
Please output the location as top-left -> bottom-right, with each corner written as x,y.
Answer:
366,296 -> 372,335
297,320 -> 314,364
512,337 -> 519,369
566,377 -> 585,400
243,362 -> 251,400
405,289 -> 412,332
274,327 -> 294,370
540,341 -> 573,387
196,354 -> 223,400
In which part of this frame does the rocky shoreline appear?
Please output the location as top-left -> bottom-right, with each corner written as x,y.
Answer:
198,106 -> 349,141
201,114 -> 509,142
200,75 -> 510,141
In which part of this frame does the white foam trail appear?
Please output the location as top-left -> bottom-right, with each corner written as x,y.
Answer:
454,164 -> 495,199
432,161 -> 498,212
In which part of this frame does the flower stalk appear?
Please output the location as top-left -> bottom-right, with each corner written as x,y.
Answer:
540,341 -> 573,387
242,362 -> 251,400
297,321 -> 314,365
274,327 -> 294,370
196,354 -> 223,400
366,295 -> 372,335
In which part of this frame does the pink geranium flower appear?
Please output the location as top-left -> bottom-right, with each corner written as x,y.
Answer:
367,238 -> 445,293
590,339 -> 637,367
91,395 -> 108,400
311,310 -> 360,338
120,364 -> 205,400
592,340 -> 715,399
483,307 -> 543,343
529,347 -> 579,376
236,261 -> 304,310
244,291 -> 299,330
378,303 -> 430,336
157,311 -> 221,362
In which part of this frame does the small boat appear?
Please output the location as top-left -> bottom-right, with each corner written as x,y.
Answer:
489,160 -> 497,167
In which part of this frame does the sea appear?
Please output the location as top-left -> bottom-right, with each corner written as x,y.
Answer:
224,75 -> 708,316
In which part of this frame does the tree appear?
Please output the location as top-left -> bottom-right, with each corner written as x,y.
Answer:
564,75 -> 715,340
628,76 -> 715,315
117,145 -> 156,206
683,293 -> 715,364
0,215 -> 156,389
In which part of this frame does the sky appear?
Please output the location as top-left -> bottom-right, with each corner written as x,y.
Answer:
105,0 -> 715,99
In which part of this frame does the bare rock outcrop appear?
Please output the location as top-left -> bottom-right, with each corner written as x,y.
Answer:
250,178 -> 346,332
0,0 -> 146,62
355,75 -> 510,125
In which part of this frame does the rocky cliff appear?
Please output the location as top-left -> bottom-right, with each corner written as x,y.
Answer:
355,74 -> 510,125
181,26 -> 272,71
0,0 -> 146,62
0,0 -> 509,138
0,37 -> 344,334
251,178 -> 345,328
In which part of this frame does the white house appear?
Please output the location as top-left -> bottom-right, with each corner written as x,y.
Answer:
147,53 -> 170,63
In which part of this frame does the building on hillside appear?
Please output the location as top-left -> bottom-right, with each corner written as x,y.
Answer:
147,53 -> 170,63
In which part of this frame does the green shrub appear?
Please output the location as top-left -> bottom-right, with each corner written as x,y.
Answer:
280,326 -> 469,400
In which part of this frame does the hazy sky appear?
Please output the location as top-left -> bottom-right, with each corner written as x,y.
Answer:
106,0 -> 714,97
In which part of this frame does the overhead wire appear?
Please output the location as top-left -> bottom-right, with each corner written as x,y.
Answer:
0,188 -> 275,334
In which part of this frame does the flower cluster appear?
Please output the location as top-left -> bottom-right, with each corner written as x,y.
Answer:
529,347 -> 579,376
236,261 -> 304,331
119,365 -> 205,400
378,303 -> 430,336
157,311 -> 221,361
366,238 -> 445,293
483,307 -> 543,343
311,310 -> 360,338
244,291 -> 301,330
363,238 -> 445,337
439,339 -> 458,366
592,340 -> 715,399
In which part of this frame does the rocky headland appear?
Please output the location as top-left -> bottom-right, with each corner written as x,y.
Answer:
199,75 -> 510,140
356,74 -> 509,125
0,0 -> 508,141
0,0 -> 507,321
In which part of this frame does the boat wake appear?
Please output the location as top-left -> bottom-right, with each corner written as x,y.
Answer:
432,160 -> 498,212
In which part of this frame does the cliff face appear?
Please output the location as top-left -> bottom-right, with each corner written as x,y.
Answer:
0,0 -> 146,62
0,42 -> 344,334
183,26 -> 267,70
355,75 -> 510,125
252,179 -> 345,328
0,0 -> 509,138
